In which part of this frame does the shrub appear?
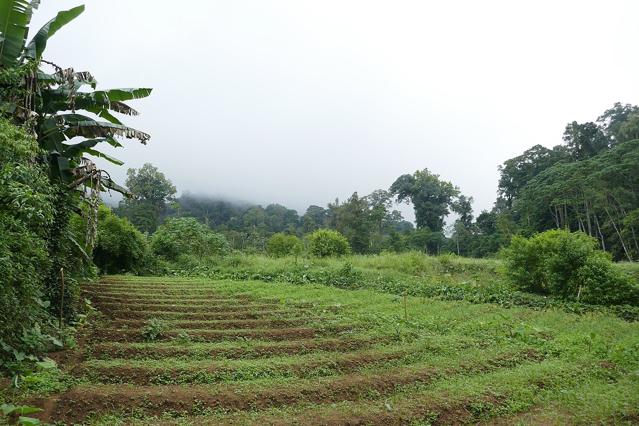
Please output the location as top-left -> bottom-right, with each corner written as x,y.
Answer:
141,318 -> 165,341
307,229 -> 351,257
72,205 -> 149,274
266,233 -> 303,257
151,217 -> 229,260
94,206 -> 148,274
502,230 -> 638,305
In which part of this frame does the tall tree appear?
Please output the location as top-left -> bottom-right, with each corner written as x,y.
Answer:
618,112 -> 639,143
497,144 -> 568,206
117,163 -> 176,233
562,121 -> 610,160
514,139 -> 639,260
597,102 -> 639,145
264,204 -> 299,233
451,194 -> 474,226
332,192 -> 372,253
390,168 -> 459,232
301,205 -> 328,233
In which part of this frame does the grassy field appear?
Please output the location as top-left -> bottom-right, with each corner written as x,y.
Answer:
7,273 -> 638,425
160,252 -> 639,320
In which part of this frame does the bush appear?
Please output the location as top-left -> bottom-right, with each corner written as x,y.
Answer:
73,205 -> 149,274
266,233 -> 303,257
307,229 -> 351,257
502,230 -> 638,305
141,318 -> 165,341
151,217 -> 229,261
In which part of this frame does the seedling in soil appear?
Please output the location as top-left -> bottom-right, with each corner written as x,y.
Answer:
175,331 -> 192,344
141,319 -> 166,341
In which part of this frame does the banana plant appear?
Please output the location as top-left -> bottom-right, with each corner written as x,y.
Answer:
0,0 -> 151,194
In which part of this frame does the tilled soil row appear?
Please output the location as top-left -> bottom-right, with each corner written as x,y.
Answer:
87,327 -> 321,343
74,348 -> 412,385
177,393 -> 505,426
89,287 -> 306,305
107,318 -> 318,330
84,288 -> 249,298
100,276 -> 209,286
82,288 -> 280,303
83,293 -> 240,304
88,284 -> 279,299
38,349 -> 544,423
89,298 -> 263,308
86,337 -> 390,361
97,309 -> 305,321
93,302 -> 283,313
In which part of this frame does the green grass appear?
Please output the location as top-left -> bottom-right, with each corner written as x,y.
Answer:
154,252 -> 639,321
4,271 -> 639,425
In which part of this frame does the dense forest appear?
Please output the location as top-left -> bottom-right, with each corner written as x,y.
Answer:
115,102 -> 639,261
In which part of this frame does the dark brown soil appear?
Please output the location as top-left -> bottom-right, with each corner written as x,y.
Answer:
108,318 -> 315,330
75,349 -> 410,385
87,337 -> 389,361
98,309 -> 305,321
83,293 -> 239,304
41,349 -> 539,424
244,393 -> 506,426
94,302 -> 283,313
88,327 -> 320,343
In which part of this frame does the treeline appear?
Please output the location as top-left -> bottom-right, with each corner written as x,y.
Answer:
115,102 -> 639,260
115,165 -> 475,255
173,191 -> 416,253
487,102 -> 639,261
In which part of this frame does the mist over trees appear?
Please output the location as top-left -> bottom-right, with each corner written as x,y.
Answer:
111,102 -> 639,261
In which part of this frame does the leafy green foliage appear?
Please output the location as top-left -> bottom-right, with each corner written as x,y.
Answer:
0,2 -> 151,191
328,192 -> 372,253
72,205 -> 148,274
266,233 -> 302,257
0,118 -> 55,365
307,229 -> 351,257
117,164 -> 176,233
597,102 -> 639,145
562,121 -> 610,160
151,217 -> 229,261
502,230 -> 638,305
0,1 -> 34,68
1,403 -> 43,425
514,139 -> 639,261
141,319 -> 165,342
491,104 -> 639,261
390,168 -> 460,232
0,0 -> 153,373
497,144 -> 569,206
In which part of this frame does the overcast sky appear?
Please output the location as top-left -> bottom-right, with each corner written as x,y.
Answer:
33,0 -> 639,219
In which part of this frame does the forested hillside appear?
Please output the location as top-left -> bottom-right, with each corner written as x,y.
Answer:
115,103 -> 639,261
496,103 -> 639,261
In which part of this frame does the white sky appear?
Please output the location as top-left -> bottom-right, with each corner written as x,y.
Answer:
32,0 -> 639,218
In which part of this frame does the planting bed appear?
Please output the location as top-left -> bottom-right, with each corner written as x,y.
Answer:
23,276 -> 639,424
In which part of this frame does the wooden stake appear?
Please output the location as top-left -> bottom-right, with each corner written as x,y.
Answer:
403,291 -> 408,321
577,286 -> 583,302
59,267 -> 65,329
